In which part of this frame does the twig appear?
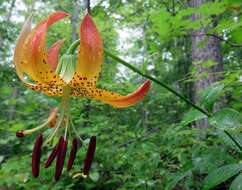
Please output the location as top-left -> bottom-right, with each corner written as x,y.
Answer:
86,0 -> 91,15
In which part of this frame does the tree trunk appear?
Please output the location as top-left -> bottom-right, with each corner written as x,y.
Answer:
189,0 -> 223,128
70,0 -> 81,41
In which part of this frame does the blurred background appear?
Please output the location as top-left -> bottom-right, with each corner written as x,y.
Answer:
0,0 -> 241,189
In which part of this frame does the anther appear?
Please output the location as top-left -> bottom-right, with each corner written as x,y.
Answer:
55,139 -> 68,181
16,130 -> 25,138
67,138 -> 78,171
32,133 -> 43,178
83,136 -> 96,176
44,136 -> 63,168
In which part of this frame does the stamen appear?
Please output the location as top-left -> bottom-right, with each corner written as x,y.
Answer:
44,87 -> 70,145
32,134 -> 43,178
16,130 -> 24,138
67,138 -> 78,171
44,136 -> 63,168
48,107 -> 58,128
16,121 -> 50,138
83,136 -> 96,176
16,108 -> 59,138
55,139 -> 68,181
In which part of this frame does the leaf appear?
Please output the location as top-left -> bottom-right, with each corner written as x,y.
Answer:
200,82 -> 224,112
196,2 -> 227,15
89,171 -> 100,182
181,109 -> 207,126
229,173 -> 242,190
166,170 -> 193,190
203,164 -> 242,190
209,108 -> 242,129
150,10 -> 172,40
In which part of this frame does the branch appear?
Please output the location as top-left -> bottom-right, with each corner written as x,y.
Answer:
86,0 -> 91,15
192,33 -> 242,48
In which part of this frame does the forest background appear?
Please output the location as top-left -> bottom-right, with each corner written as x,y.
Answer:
0,0 -> 242,189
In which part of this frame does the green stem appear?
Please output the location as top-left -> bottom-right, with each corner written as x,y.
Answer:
104,49 -> 242,152
67,39 -> 242,152
44,86 -> 71,145
104,49 -> 209,116
224,130 -> 242,152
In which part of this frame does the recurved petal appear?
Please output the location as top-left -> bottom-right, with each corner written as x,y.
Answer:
47,39 -> 65,71
100,80 -> 151,108
22,11 -> 69,84
13,16 -> 39,90
14,15 -> 32,81
75,13 -> 103,82
71,80 -> 151,108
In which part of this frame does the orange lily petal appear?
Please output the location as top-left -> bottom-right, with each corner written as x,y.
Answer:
99,80 -> 151,108
70,80 -> 151,108
14,15 -> 32,81
22,11 -> 69,83
75,13 -> 103,83
47,39 -> 65,71
13,16 -> 41,90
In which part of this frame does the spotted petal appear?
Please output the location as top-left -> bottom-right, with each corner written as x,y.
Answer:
23,11 -> 69,83
13,15 -> 39,89
75,14 -> 103,83
47,39 -> 65,71
71,80 -> 151,108
14,12 -> 69,96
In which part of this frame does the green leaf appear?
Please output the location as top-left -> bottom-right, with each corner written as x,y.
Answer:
229,173 -> 242,190
231,28 -> 242,44
196,2 -> 227,15
200,82 -> 224,112
166,170 -> 193,190
203,164 -> 242,190
181,109 -> 207,126
89,171 -> 100,182
209,108 -> 242,129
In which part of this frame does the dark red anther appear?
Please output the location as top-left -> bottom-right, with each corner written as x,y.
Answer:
55,138 -> 68,181
83,136 -> 96,176
32,133 -> 43,178
67,138 -> 78,171
16,130 -> 24,138
44,136 -> 63,168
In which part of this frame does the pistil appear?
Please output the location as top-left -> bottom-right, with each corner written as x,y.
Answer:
44,86 -> 71,145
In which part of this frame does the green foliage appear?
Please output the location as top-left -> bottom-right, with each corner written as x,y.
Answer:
209,108 -> 242,130
181,108 -> 207,126
229,173 -> 242,190
203,164 -> 242,190
0,0 -> 241,189
200,82 -> 224,112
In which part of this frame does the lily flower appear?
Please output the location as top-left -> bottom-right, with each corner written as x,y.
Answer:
14,11 -> 150,107
13,11 -> 151,180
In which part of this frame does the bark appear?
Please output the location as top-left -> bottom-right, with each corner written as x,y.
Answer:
70,0 -> 81,41
189,0 -> 224,128
5,0 -> 16,21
